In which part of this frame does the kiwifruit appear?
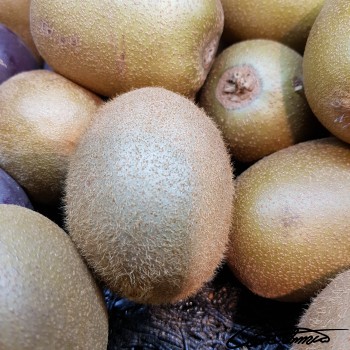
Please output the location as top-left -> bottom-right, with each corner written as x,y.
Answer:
303,0 -> 350,144
227,137 -> 350,302
0,70 -> 102,205
0,204 -> 108,349
0,0 -> 41,61
200,39 -> 323,163
30,0 -> 224,98
291,269 -> 350,350
220,0 -> 325,53
65,87 -> 234,305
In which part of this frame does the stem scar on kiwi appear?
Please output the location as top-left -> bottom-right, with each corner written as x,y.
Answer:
215,64 -> 262,109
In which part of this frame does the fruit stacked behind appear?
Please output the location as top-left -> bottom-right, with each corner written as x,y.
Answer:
1,0 -> 350,349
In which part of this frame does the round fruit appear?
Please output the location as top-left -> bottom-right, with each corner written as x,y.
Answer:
200,39 -> 322,163
0,167 -> 32,208
227,137 -> 350,302
65,87 -> 234,305
291,269 -> 350,350
30,0 -> 224,98
303,0 -> 350,144
0,70 -> 102,204
0,0 -> 41,61
0,24 -> 40,84
220,0 -> 324,52
0,204 -> 108,349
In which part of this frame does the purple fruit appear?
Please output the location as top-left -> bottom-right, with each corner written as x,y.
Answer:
0,167 -> 33,209
0,24 -> 40,84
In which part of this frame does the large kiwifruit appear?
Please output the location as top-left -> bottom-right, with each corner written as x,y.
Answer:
200,39 -> 323,163
227,137 -> 350,302
0,70 -> 102,204
65,87 -> 234,304
0,204 -> 108,350
30,0 -> 224,98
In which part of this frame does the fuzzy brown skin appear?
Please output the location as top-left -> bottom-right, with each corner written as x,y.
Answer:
291,269 -> 350,350
30,0 -> 223,98
227,137 -> 350,302
303,0 -> 350,144
220,0 -> 324,53
200,39 -> 322,163
0,0 -> 41,62
0,70 -> 102,204
0,205 -> 108,350
65,87 -> 234,305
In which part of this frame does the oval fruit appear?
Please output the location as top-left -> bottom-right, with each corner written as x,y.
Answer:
0,70 -> 102,204
227,137 -> 350,302
0,24 -> 40,84
65,87 -> 234,304
303,0 -> 350,144
220,0 -> 324,52
291,269 -> 350,350
0,167 -> 32,208
30,0 -> 224,98
0,204 -> 108,350
200,39 -> 322,163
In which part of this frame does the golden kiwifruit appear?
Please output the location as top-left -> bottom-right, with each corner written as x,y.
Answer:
227,137 -> 350,302
200,39 -> 323,163
0,70 -> 102,205
220,0 -> 325,53
65,87 -> 234,305
0,0 -> 41,61
303,0 -> 350,144
0,204 -> 108,350
291,269 -> 350,350
30,0 -> 224,98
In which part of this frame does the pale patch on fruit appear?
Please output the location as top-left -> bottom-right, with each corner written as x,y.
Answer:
0,59 -> 7,69
202,35 -> 219,71
215,65 -> 261,110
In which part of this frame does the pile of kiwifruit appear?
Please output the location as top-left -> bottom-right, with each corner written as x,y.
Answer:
1,0 -> 350,349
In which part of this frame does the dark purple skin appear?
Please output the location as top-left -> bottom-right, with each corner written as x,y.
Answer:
0,168 -> 33,209
0,24 -> 40,84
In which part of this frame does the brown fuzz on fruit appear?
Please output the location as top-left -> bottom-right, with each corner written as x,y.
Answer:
227,137 -> 350,302
303,0 -> 350,144
65,87 -> 234,305
30,0 -> 224,98
0,70 -> 102,204
0,204 -> 108,350
200,39 -> 324,163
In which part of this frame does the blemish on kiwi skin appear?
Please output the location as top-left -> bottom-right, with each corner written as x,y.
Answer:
39,20 -> 81,50
331,98 -> 350,129
215,65 -> 261,110
202,35 -> 220,71
334,114 -> 350,129
116,34 -> 127,77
